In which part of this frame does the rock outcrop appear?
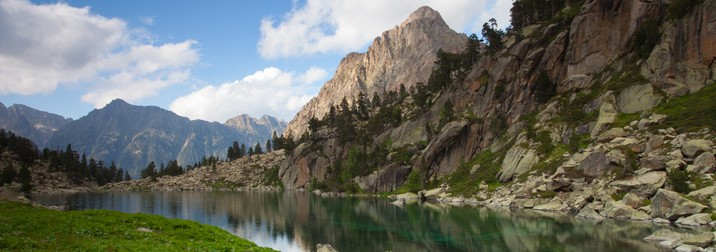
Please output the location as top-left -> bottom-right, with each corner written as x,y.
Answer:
284,6 -> 467,137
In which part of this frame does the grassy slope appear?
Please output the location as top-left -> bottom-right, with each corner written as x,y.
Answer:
0,201 -> 275,251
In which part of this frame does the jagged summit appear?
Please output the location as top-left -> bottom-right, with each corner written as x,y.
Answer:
284,6 -> 466,137
401,6 -> 446,27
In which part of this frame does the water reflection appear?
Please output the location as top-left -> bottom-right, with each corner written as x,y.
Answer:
31,191 -> 669,252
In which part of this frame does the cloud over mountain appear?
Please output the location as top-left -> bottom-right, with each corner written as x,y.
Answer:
258,0 -> 511,59
0,0 -> 198,108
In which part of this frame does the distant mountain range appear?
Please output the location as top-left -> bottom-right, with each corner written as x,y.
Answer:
0,99 -> 286,177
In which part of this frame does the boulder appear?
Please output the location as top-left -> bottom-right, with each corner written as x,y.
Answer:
631,211 -> 651,221
422,187 -> 445,199
651,189 -> 708,221
597,128 -> 628,143
639,156 -> 669,171
682,140 -> 713,158
621,192 -> 644,209
694,152 -> 715,169
576,151 -> 610,178
674,244 -> 702,252
576,205 -> 604,220
617,84 -> 663,114
644,229 -> 686,249
675,213 -> 712,227
681,233 -> 714,248
533,199 -> 568,212
394,192 -> 419,200
601,200 -> 636,220
498,145 -> 539,182
610,171 -> 667,198
591,94 -> 618,137
317,244 -> 338,252
688,186 -> 716,202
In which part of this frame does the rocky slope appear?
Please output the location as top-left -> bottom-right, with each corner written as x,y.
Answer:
0,102 -> 73,147
284,6 -> 467,137
47,99 -> 284,178
102,150 -> 284,191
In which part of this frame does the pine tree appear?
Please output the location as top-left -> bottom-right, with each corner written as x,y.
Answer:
18,165 -> 31,193
265,139 -> 272,152
1,162 -> 16,186
254,143 -> 262,155
124,171 -> 131,181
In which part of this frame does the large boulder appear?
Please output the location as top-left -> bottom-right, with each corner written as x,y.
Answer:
675,213 -> 712,227
597,128 -> 628,143
533,198 -> 568,212
644,229 -> 687,249
651,189 -> 708,221
601,200 -> 636,220
576,151 -> 610,178
590,93 -> 618,137
682,139 -> 713,158
617,84 -> 663,114
687,186 -> 715,201
498,145 -> 539,182
610,171 -> 667,198
693,152 -> 715,169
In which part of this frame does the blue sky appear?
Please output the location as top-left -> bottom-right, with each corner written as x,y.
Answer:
0,0 -> 511,122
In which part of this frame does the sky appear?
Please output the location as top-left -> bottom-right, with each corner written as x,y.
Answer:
0,0 -> 512,122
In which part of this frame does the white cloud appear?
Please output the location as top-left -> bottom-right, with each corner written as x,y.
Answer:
0,0 -> 198,107
258,0 -> 512,59
170,67 -> 328,122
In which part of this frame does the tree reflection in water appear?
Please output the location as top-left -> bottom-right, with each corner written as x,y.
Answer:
33,191 -> 674,252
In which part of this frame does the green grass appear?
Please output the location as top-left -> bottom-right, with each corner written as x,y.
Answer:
654,83 -> 716,132
0,201 -> 275,251
446,150 -> 502,197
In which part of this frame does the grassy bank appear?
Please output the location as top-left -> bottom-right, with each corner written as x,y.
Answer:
0,200 -> 275,251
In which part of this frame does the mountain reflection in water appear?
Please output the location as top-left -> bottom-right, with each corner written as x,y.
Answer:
31,191 -> 670,252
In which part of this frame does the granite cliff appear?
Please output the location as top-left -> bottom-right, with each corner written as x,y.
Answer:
284,6 -> 467,137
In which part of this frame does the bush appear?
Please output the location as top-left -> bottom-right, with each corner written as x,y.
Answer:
668,169 -> 691,194
633,17 -> 661,59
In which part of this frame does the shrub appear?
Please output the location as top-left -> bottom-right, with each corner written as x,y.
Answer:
668,169 -> 691,194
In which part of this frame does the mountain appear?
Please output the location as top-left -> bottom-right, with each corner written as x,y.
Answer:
47,99 -> 284,177
0,102 -> 73,147
224,114 -> 287,139
283,6 -> 467,137
278,0 -> 716,194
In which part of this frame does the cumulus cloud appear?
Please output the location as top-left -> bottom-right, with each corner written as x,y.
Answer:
258,0 -> 512,58
170,67 -> 328,122
0,0 -> 198,107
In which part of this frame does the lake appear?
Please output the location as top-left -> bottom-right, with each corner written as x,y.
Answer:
31,191 -> 670,252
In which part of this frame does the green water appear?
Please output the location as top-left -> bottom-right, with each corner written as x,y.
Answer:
32,191 -> 670,251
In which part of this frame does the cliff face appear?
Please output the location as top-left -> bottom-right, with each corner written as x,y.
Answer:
284,6 -> 467,137
279,1 -> 716,191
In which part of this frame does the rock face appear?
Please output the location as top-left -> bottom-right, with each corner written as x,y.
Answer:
284,6 -> 467,137
0,102 -> 73,147
641,0 -> 716,96
48,99 -> 283,178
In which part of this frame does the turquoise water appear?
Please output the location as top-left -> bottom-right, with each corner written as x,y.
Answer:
31,191 -> 669,252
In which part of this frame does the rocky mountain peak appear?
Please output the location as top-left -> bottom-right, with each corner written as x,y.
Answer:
285,6 -> 466,137
401,6 -> 445,27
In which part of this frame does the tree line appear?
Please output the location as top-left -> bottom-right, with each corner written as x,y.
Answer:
0,129 -> 130,192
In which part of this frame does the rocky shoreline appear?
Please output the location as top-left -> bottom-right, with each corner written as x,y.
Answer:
384,115 -> 716,251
